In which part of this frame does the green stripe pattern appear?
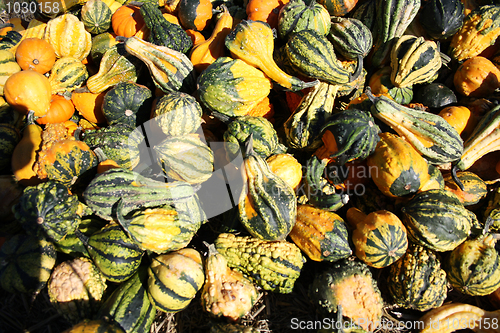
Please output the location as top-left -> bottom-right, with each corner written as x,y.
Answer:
329,17 -> 373,60
48,56 -> 89,93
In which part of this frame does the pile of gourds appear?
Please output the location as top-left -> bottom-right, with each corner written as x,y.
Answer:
2,0 -> 500,332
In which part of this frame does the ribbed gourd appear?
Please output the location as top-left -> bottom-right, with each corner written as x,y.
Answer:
418,0 -> 465,40
277,0 -> 332,40
387,243 -> 448,312
367,66 -> 413,104
390,35 -> 442,88
197,56 -> 273,117
308,258 -> 384,332
328,16 -> 373,61
81,0 -> 112,35
102,81 -> 152,127
449,5 -> 500,62
0,233 -> 57,294
484,187 -> 500,232
48,56 -> 89,94
147,248 -> 205,313
214,233 -> 305,293
443,171 -> 487,206
445,234 -> 500,296
346,207 -> 408,268
48,257 -> 107,324
283,81 -> 338,151
0,49 -> 20,95
288,204 -> 352,262
401,189 -> 476,252
238,137 -> 297,241
225,20 -> 319,91
201,244 -> 258,321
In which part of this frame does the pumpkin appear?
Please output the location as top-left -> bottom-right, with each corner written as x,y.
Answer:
111,5 -> 146,38
246,0 -> 290,30
454,56 -> 500,97
177,0 -> 213,31
72,89 -> 107,124
266,153 -> 302,190
4,70 -> 52,117
0,49 -> 21,96
36,94 -> 75,125
147,248 -> 205,313
346,207 -> 408,268
45,13 -> 92,61
81,0 -> 112,35
438,105 -> 477,138
288,204 -> 352,262
15,37 -> 56,74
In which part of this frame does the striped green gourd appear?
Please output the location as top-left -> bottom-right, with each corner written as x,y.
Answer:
90,32 -> 119,65
154,133 -> 214,184
284,29 -> 362,85
443,171 -> 487,206
102,81 -> 152,127
277,0 -> 331,40
387,243 -> 448,311
445,234 -> 500,296
369,0 -> 421,68
84,222 -> 144,282
82,123 -> 141,170
48,56 -> 89,94
81,0 -> 112,35
96,267 -> 156,333
484,187 -> 500,232
147,248 -> 205,313
150,91 -> 203,136
368,66 -> 413,104
214,233 -> 305,293
390,35 -> 442,88
0,233 -> 57,294
283,81 -> 337,151
0,31 -> 22,50
123,36 -> 196,94
13,180 -> 80,243
54,217 -> 107,257
0,49 -> 20,95
349,0 -> 376,31
366,88 -> 463,164
224,115 -> 285,160
418,0 -> 464,40
0,123 -> 19,172
82,168 -> 197,221
401,189 -> 476,252
328,17 -> 373,60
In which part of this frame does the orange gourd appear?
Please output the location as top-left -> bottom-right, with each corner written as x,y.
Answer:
11,115 -> 43,186
97,159 -> 121,174
111,5 -> 146,38
15,38 -> 56,74
36,95 -> 75,125
246,0 -> 290,29
189,5 -> 233,73
4,70 -> 52,117
163,0 -> 181,14
71,89 -> 107,124
438,105 -> 478,139
186,29 -> 205,45
454,56 -> 500,97
178,0 -> 213,31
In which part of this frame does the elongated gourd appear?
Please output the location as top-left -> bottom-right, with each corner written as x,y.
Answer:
225,20 -> 318,91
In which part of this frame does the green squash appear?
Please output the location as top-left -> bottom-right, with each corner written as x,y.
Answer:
328,16 -> 373,60
81,0 -> 112,35
443,171 -> 488,206
278,0 -> 331,40
387,243 -> 448,311
102,82 -> 152,127
418,0 -> 465,40
413,83 -> 458,111
0,31 -> 21,50
48,56 -> 89,94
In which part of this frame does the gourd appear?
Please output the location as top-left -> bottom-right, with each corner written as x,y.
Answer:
36,94 -> 75,125
197,57 -> 273,117
401,189 -> 476,252
122,36 -> 196,94
288,204 -> 352,262
443,171 -> 487,206
111,5 -> 145,38
115,194 -> 205,253
96,267 -> 156,333
13,180 -> 80,243
418,0 -> 465,40
201,244 -> 258,321
438,105 -> 477,138
0,233 -> 57,294
454,56 -> 500,98
15,37 -> 55,74
277,0 -> 331,40
449,5 -> 500,62
71,89 -> 107,124
178,0 -> 212,31
366,88 -> 464,165
47,257 -> 107,324
246,0 -> 290,29
318,0 -> 358,16
102,81 -> 151,127
189,5 -> 233,73
387,243 -> 448,311
238,137 -> 297,241
389,35 -> 442,88
147,248 -> 205,313
367,66 -> 413,104
366,132 -> 431,198
81,0 -> 112,35
82,168 -> 197,220
4,70 -> 52,117
225,20 -> 318,92
44,13 -> 92,61
90,32 -> 119,65
445,234 -> 500,296
266,153 -> 302,191
346,207 -> 408,268
62,319 -> 126,333
48,56 -> 89,94
139,1 -> 193,53
0,49 -> 21,96
0,123 -> 19,172
0,31 -> 22,51
413,83 -> 457,111
328,16 -> 373,60
11,115 -> 43,186
214,233 -> 305,293
308,258 -> 384,332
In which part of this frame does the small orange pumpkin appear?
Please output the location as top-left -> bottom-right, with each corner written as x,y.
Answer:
246,0 -> 290,29
454,56 -> 500,97
266,153 -> 303,191
71,89 -> 107,124
4,70 -> 52,117
36,95 -> 75,125
111,5 -> 146,38
438,105 -> 478,139
15,38 -> 56,74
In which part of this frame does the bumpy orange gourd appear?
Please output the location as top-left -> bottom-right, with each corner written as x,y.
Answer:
454,56 -> 500,97
4,70 -> 52,117
15,38 -> 56,74
438,105 -> 478,139
36,95 -> 75,125
111,5 -> 145,38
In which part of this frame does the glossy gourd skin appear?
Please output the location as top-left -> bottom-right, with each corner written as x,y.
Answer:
4,70 -> 52,117
277,0 -> 331,40
0,49 -> 21,96
45,13 -> 92,61
15,38 -> 55,74
178,0 -> 213,31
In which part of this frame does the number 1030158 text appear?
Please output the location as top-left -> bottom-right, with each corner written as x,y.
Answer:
5,1 -> 60,14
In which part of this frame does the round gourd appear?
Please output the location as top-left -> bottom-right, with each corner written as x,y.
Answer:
277,0 -> 331,40
0,49 -> 21,96
4,70 -> 52,117
48,56 -> 89,94
178,0 -> 213,31
36,94 -> 75,125
413,83 -> 457,110
317,0 -> 357,16
438,105 -> 476,136
102,81 -> 152,127
246,0 -> 290,29
418,0 -> 465,40
147,248 -> 205,313
328,16 -> 373,60
81,0 -> 112,35
111,5 -> 145,38
266,153 -> 302,190
454,56 -> 500,97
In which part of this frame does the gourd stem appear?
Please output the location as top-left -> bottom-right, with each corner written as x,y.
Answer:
451,164 -> 465,191
93,147 -> 108,163
348,55 -> 364,83
346,207 -> 367,228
